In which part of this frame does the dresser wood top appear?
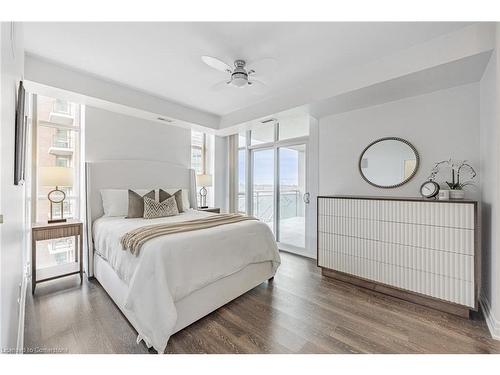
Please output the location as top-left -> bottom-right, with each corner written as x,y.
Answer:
318,195 -> 477,204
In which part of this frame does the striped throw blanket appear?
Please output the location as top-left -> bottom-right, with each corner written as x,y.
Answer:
120,213 -> 257,255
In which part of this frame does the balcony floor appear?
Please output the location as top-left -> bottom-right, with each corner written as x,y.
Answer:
265,216 -> 305,249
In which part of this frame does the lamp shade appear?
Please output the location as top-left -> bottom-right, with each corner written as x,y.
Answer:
39,167 -> 74,187
196,174 -> 213,187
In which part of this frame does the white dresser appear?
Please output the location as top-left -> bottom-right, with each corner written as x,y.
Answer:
317,196 -> 479,317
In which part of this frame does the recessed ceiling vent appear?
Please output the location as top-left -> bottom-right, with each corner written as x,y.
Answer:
261,118 -> 276,124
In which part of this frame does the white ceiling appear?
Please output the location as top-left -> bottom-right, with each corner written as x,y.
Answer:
23,22 -> 472,117
310,51 -> 492,118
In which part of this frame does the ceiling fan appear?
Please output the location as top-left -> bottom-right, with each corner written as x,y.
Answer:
201,56 -> 276,92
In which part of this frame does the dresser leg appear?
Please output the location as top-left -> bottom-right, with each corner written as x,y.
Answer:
79,231 -> 83,284
74,235 -> 78,262
32,237 -> 36,294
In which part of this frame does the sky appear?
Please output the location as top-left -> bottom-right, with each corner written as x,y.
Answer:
239,148 -> 300,187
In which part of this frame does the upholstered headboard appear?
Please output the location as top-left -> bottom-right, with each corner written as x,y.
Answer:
85,160 -> 197,276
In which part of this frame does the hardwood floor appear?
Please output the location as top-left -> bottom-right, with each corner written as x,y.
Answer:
24,252 -> 500,354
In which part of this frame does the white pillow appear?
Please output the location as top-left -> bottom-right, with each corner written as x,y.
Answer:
160,188 -> 191,210
100,189 -> 151,217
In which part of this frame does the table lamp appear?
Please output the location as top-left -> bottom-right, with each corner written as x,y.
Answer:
39,166 -> 74,223
196,174 -> 212,209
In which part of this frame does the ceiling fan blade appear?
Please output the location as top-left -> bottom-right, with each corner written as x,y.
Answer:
201,56 -> 232,74
210,80 -> 231,91
247,79 -> 267,94
246,58 -> 277,76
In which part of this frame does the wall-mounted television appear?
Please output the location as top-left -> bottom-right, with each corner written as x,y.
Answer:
14,80 -> 26,186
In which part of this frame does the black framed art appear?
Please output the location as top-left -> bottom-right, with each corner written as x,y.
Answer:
14,80 -> 26,186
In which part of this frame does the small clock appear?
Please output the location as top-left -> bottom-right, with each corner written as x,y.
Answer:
420,180 -> 440,198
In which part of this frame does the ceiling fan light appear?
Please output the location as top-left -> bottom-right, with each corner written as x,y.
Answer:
231,71 -> 248,87
232,78 -> 247,87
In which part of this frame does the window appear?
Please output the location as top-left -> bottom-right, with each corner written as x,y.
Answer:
191,130 -> 215,207
34,95 -> 83,268
191,130 -> 206,175
53,129 -> 71,148
53,98 -> 71,115
55,155 -> 71,167
250,125 -> 275,145
36,95 -> 81,222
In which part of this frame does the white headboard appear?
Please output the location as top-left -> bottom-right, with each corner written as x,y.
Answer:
85,159 -> 197,276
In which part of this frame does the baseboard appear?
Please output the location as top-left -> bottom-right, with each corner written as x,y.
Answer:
16,264 -> 29,353
480,294 -> 500,340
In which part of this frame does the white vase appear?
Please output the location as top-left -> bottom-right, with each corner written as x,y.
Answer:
438,189 -> 450,200
449,190 -> 465,200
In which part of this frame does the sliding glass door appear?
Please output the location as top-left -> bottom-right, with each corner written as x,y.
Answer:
250,141 -> 308,254
278,144 -> 306,250
244,117 -> 312,256
252,148 -> 275,232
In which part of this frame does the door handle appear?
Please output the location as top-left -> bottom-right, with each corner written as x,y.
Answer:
303,192 -> 310,204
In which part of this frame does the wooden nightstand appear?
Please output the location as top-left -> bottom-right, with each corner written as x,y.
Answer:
197,207 -> 221,214
31,220 -> 83,294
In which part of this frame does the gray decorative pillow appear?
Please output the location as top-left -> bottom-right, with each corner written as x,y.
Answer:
126,190 -> 155,218
159,189 -> 184,212
143,196 -> 179,219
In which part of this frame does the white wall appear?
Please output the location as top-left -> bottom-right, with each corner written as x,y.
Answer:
85,106 -> 191,168
0,22 -> 26,350
479,25 -> 500,339
319,83 -> 480,199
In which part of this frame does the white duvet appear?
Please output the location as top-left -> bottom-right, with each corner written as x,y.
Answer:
93,210 -> 280,353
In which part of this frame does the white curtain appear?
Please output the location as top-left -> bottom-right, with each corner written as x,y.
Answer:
227,134 -> 239,213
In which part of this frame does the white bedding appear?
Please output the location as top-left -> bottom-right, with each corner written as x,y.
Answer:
93,210 -> 280,353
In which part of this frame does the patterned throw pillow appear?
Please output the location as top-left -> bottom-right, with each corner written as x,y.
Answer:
159,189 -> 184,212
143,196 -> 179,219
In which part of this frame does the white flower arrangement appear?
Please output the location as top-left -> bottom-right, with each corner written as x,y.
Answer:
427,159 -> 477,190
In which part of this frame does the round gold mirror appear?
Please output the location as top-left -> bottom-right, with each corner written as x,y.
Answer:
359,137 -> 419,188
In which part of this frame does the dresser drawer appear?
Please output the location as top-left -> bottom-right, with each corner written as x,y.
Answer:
378,221 -> 474,255
318,233 -> 474,282
319,215 -> 474,255
378,200 -> 474,229
325,249 -> 474,307
318,198 -> 475,230
33,224 -> 81,241
319,198 -> 379,221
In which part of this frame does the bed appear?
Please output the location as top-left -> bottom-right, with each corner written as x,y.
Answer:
85,160 -> 280,353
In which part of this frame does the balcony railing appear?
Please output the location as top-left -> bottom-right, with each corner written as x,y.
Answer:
238,190 -> 302,223
49,135 -> 74,156
52,135 -> 72,149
